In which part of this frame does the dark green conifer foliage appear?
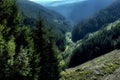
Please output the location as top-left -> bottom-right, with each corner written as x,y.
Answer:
34,19 -> 60,80
0,0 -> 34,79
72,0 -> 120,42
0,0 -> 61,80
69,21 -> 120,68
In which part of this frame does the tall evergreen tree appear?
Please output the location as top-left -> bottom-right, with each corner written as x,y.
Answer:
0,0 -> 34,79
34,19 -> 60,80
0,0 -> 61,80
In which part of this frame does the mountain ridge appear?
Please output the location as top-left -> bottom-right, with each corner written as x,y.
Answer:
72,0 -> 120,42
17,0 -> 72,31
48,0 -> 115,24
29,0 -> 87,7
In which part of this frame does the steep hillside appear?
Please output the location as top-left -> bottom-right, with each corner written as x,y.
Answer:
72,0 -> 120,42
16,0 -> 73,51
61,50 -> 120,80
69,19 -> 120,67
48,0 -> 115,24
17,0 -> 72,32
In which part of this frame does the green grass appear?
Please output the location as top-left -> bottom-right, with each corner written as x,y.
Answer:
100,63 -> 119,74
60,50 -> 120,80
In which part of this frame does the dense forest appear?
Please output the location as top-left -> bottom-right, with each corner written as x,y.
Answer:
69,0 -> 120,67
0,0 -> 62,80
17,0 -> 72,51
72,0 -> 120,42
1,0 -> 120,80
69,20 -> 120,67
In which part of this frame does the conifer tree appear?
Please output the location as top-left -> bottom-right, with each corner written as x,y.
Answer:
34,19 -> 60,80
0,0 -> 34,79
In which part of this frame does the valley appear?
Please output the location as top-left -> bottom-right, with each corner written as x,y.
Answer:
16,0 -> 120,79
0,0 -> 120,80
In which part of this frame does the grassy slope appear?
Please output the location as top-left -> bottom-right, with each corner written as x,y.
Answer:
61,50 -> 120,80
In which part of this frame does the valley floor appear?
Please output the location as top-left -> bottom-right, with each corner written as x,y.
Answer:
61,50 -> 120,80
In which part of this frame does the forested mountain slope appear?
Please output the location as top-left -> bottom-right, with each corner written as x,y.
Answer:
17,0 -> 72,32
49,0 -> 115,24
69,19 -> 120,67
72,0 -> 120,42
17,0 -> 73,51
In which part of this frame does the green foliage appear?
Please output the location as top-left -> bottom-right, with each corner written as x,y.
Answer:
0,0 -> 66,80
7,36 -> 16,66
17,0 -> 72,51
14,47 -> 31,76
69,20 -> 120,67
33,19 -> 61,80
17,0 -> 72,31
100,63 -> 118,74
0,0 -> 22,26
0,26 -> 16,79
61,32 -> 75,68
0,25 -> 7,78
55,32 -> 66,51
0,0 -> 34,79
72,0 -> 120,42
61,50 -> 120,80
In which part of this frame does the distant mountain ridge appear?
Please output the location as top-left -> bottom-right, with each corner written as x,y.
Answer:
17,0 -> 72,32
48,0 -> 115,24
29,0 -> 87,7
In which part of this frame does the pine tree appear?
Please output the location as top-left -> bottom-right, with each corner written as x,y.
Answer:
0,0 -> 34,79
34,19 -> 60,80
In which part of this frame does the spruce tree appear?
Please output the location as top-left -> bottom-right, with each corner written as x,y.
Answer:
34,19 -> 60,80
0,0 -> 34,79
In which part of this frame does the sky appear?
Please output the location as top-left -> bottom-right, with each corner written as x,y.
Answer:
29,0 -> 87,7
